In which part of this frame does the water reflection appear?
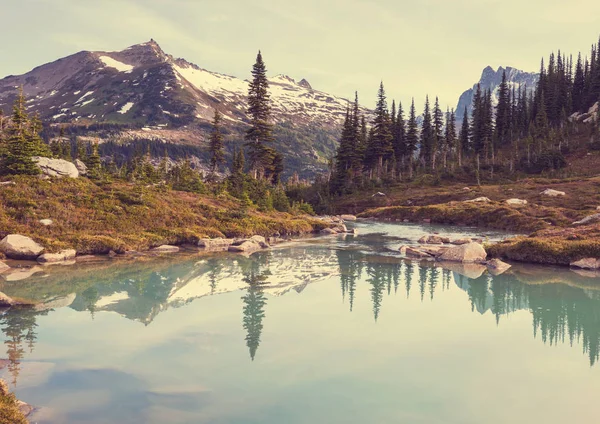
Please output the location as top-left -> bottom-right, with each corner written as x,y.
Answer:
1,238 -> 600,394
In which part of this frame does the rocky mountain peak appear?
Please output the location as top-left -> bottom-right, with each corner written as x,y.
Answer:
298,78 -> 312,90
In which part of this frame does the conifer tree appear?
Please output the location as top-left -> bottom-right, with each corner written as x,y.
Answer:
208,108 -> 225,174
2,88 -> 41,175
86,142 -> 102,179
420,95 -> 435,169
443,108 -> 457,169
366,82 -> 393,177
245,51 -> 275,178
458,106 -> 470,166
393,101 -> 406,170
405,99 -> 419,177
432,97 -> 444,169
495,70 -> 511,146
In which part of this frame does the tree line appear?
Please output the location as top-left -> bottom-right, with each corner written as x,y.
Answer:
330,35 -> 600,194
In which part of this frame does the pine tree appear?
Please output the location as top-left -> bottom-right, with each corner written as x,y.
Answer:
444,108 -> 457,169
366,82 -> 393,176
495,70 -> 511,145
405,99 -> 419,177
86,142 -> 102,179
420,95 -> 435,169
432,96 -> 444,169
208,108 -> 225,174
2,88 -> 41,176
245,51 -> 274,178
459,106 -> 470,166
393,101 -> 406,170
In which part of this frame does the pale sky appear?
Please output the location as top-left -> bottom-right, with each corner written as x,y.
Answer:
1,0 -> 600,112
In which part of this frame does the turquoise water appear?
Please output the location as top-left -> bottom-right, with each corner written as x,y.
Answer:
1,221 -> 600,423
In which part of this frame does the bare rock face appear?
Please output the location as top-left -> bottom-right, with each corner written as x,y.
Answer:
37,249 -> 77,263
570,258 -> 600,270
487,258 -> 512,275
0,234 -> 45,260
572,213 -> 600,226
437,242 -> 487,263
506,198 -> 528,206
151,245 -> 180,253
33,156 -> 79,178
540,189 -> 565,197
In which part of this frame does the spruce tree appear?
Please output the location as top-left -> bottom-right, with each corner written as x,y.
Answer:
367,82 -> 393,176
393,101 -> 406,170
432,96 -> 444,169
405,99 -> 419,176
459,106 -> 470,166
245,51 -> 274,178
2,88 -> 41,176
208,108 -> 225,174
86,142 -> 102,179
420,95 -> 435,169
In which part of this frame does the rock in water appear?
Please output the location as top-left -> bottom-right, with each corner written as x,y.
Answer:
451,238 -> 471,245
0,291 -> 15,307
198,238 -> 235,250
340,214 -> 357,221
540,189 -> 565,197
570,258 -> 600,270
0,234 -> 45,260
437,242 -> 487,263
37,249 -> 77,263
33,156 -> 79,178
228,240 -> 262,253
487,258 -> 512,275
151,245 -> 180,253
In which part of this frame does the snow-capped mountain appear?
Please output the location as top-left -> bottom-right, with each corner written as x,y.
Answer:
455,66 -> 539,121
0,40 -> 367,177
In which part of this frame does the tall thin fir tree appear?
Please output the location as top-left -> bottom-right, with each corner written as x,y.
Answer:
367,82 -> 393,178
458,106 -> 470,167
420,95 -> 434,169
432,96 -> 444,169
405,99 -> 419,178
245,51 -> 275,179
208,108 -> 225,174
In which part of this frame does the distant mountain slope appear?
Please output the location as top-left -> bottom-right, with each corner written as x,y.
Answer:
455,66 -> 539,121
0,40 -> 368,178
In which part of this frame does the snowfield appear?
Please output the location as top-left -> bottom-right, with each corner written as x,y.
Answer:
99,55 -> 134,73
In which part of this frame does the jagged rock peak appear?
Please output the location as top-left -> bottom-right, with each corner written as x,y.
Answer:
298,78 -> 312,90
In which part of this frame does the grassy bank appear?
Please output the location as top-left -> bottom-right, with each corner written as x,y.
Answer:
345,176 -> 600,266
0,380 -> 28,424
0,177 -> 326,255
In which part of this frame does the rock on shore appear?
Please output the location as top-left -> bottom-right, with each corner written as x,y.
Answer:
0,234 -> 45,260
437,242 -> 487,263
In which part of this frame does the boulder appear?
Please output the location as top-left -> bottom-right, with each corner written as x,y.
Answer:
419,245 -> 449,257
437,242 -> 487,263
75,158 -> 88,175
0,291 -> 15,307
451,238 -> 471,245
462,187 -> 471,191
320,228 -> 337,235
37,249 -> 77,263
333,224 -> 348,233
506,198 -> 528,206
198,238 -> 235,250
464,197 -> 491,203
572,213 -> 600,226
0,234 -> 44,260
487,258 -> 512,276
250,235 -> 270,248
151,245 -> 180,253
340,214 -> 357,221
372,192 -> 386,197
540,189 -> 565,197
570,258 -> 600,270
228,240 -> 261,253
404,246 -> 434,259
419,235 -> 449,245
33,156 -> 79,178
0,261 -> 9,273
39,219 -> 54,226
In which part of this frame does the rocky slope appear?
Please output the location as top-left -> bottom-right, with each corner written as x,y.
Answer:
0,40 -> 368,177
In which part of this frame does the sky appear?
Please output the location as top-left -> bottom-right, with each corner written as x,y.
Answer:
1,0 -> 600,111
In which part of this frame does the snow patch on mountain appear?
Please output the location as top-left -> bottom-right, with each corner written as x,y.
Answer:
118,102 -> 134,114
99,55 -> 134,73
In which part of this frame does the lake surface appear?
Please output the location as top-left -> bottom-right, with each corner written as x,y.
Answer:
2,221 -> 600,423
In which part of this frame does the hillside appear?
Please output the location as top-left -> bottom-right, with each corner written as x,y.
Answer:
0,40 -> 371,178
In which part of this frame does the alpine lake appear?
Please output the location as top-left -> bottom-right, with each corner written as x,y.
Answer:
2,220 -> 600,424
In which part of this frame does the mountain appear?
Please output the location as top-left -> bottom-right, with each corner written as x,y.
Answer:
0,40 -> 367,178
454,66 -> 539,121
